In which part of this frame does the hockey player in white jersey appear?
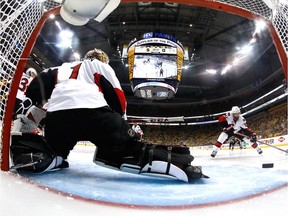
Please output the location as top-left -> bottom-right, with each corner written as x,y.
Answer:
132,124 -> 144,141
211,106 -> 263,157
14,68 -> 37,117
10,48 -> 208,182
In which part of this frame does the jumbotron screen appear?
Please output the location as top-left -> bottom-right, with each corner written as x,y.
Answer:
133,54 -> 177,79
127,32 -> 184,100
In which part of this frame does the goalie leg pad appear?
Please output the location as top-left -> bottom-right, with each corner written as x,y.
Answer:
12,153 -> 65,173
10,133 -> 67,172
12,152 -> 53,172
145,144 -> 194,166
139,144 -> 208,181
94,141 -> 207,182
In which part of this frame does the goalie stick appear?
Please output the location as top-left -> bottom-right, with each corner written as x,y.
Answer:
234,132 -> 288,154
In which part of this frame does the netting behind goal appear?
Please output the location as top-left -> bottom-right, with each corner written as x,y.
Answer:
0,0 -> 287,171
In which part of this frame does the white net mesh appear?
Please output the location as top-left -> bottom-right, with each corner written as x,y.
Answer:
0,0 -> 60,168
272,2 -> 288,53
0,0 -> 287,169
215,0 -> 288,54
215,0 -> 272,18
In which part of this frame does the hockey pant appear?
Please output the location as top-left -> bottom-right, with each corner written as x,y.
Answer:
213,128 -> 262,155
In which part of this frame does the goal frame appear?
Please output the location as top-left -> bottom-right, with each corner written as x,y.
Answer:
1,0 -> 287,171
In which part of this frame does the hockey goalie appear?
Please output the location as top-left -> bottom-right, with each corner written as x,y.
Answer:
10,48 -> 208,182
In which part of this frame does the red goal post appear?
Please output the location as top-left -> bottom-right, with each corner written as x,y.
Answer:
0,0 -> 287,171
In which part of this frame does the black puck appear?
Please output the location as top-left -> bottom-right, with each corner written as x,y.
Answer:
262,163 -> 274,168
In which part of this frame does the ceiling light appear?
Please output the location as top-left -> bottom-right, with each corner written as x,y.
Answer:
232,57 -> 241,65
60,30 -> 73,39
57,30 -> 73,48
55,21 -> 61,30
206,69 -> 217,74
221,64 -> 232,75
255,20 -> 267,33
239,44 -> 252,55
249,37 -> 257,44
73,52 -> 80,60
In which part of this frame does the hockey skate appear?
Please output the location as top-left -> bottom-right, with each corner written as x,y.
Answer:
257,147 -> 263,155
211,149 -> 218,158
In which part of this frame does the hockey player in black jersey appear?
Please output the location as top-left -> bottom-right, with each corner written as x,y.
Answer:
10,48 -> 208,182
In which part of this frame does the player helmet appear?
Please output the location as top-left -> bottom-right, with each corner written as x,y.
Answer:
26,68 -> 37,77
231,106 -> 241,119
231,106 -> 241,114
84,48 -> 109,64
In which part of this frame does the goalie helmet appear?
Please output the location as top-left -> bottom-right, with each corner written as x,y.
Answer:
84,48 -> 109,64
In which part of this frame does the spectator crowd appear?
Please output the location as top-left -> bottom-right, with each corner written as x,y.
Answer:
140,103 -> 287,147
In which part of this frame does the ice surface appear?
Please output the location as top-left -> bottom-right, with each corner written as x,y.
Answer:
1,145 -> 287,216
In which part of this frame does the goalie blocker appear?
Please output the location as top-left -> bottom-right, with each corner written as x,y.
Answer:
10,132 -> 208,182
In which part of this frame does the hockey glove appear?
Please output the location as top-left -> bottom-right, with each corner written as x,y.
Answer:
250,133 -> 257,143
223,124 -> 234,133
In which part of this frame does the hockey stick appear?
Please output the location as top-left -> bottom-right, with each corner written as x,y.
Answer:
234,132 -> 288,154
257,140 -> 288,154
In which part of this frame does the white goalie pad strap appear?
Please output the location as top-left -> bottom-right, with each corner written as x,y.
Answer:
94,160 -> 142,174
120,163 -> 141,174
140,161 -> 189,182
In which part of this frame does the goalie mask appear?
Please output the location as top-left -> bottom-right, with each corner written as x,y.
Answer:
84,48 -> 109,64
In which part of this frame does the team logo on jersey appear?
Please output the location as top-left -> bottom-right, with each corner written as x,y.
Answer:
127,128 -> 136,137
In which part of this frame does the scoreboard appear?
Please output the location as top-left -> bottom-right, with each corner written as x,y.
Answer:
127,32 -> 184,100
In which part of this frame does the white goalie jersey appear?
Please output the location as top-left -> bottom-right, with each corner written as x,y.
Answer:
26,58 -> 127,116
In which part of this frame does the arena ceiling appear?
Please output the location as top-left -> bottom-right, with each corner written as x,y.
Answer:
29,2 -> 285,116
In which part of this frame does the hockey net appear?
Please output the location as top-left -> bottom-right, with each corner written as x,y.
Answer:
0,0 -> 287,171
